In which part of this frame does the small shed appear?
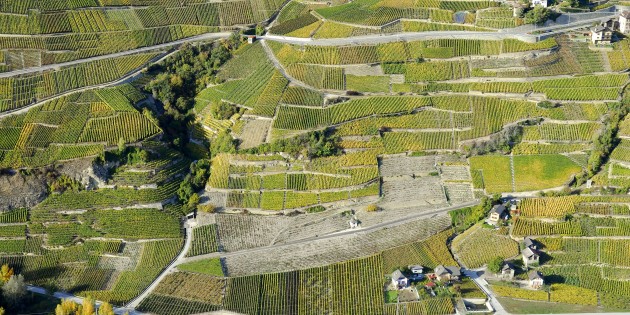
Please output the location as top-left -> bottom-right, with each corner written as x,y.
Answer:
247,35 -> 256,44
522,247 -> 540,267
500,262 -> 515,280
349,217 -> 359,229
528,270 -> 544,289
409,265 -> 424,274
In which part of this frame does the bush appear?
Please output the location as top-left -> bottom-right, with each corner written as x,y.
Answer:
537,100 -> 557,109
366,204 -> 380,212
211,101 -> 237,120
524,6 -> 551,25
198,204 -> 216,213
306,205 -> 325,213
488,256 -> 504,273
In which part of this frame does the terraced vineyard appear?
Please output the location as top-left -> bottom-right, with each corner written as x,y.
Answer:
1,0 -> 630,314
501,197 -> 630,311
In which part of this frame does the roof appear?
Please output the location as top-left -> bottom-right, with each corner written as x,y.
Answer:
524,236 -> 535,248
435,265 -> 461,276
392,270 -> 406,280
502,263 -> 515,272
622,11 -> 630,19
522,247 -> 539,258
529,270 -> 543,280
591,25 -> 609,33
409,265 -> 424,270
491,205 -> 507,215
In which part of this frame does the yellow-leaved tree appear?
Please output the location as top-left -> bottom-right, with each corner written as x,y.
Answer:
0,264 -> 14,283
54,297 -> 117,315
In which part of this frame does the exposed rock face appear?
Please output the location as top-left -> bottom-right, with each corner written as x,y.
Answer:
56,158 -> 109,190
0,171 -> 48,210
0,157 -> 107,210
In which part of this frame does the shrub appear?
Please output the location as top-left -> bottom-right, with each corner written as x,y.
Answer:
198,204 -> 216,213
366,204 -> 380,212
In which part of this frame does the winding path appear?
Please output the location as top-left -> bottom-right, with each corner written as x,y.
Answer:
0,32 -> 232,79
260,10 -> 618,46
125,219 -> 194,310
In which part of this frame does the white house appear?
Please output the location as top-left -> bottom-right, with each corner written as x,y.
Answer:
620,11 -> 630,34
489,204 -> 508,224
531,0 -> 548,7
391,270 -> 409,288
591,26 -> 613,45
528,270 -> 544,289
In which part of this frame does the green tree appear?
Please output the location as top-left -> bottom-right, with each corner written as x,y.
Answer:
210,131 -> 236,157
187,193 -> 201,212
211,102 -> 237,120
255,24 -> 265,36
488,256 -> 505,273
525,6 -> 551,25
117,137 -> 126,153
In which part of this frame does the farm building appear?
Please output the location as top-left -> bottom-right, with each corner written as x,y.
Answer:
621,11 -> 630,34
434,265 -> 461,282
500,262 -> 515,280
528,270 -> 544,289
409,265 -> 424,274
524,236 -> 537,249
488,204 -> 508,224
591,26 -> 613,45
392,270 -> 409,289
522,247 -> 540,267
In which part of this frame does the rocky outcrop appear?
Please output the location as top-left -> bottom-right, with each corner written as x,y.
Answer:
56,158 -> 110,190
0,171 -> 48,210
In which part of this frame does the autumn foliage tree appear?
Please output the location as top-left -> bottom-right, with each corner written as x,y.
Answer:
0,265 -> 13,283
55,297 -> 118,315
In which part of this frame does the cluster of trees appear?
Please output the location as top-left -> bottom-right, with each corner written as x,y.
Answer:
55,297 -> 120,315
146,34 -> 243,152
465,125 -> 523,156
211,102 -> 240,120
243,129 -> 341,159
575,102 -> 629,186
177,159 -> 211,212
515,0 -> 552,25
